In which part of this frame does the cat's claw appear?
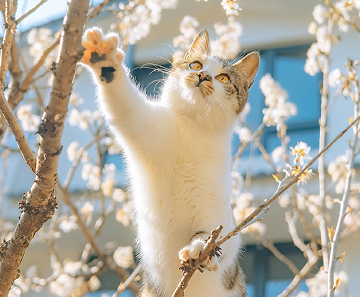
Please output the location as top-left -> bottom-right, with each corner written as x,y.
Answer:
179,239 -> 220,272
81,27 -> 123,68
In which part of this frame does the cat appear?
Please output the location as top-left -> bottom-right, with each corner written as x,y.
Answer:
80,27 -> 259,297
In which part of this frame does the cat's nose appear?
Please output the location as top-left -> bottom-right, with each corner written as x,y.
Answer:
197,71 -> 211,84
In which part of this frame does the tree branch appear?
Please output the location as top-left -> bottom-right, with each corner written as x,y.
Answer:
0,92 -> 36,170
172,226 -> 223,297
278,254 -> 319,297
0,1 -> 89,295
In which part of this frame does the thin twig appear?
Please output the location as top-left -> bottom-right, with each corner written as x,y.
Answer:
278,255 -> 319,297
327,68 -> 360,297
0,92 -> 36,171
285,212 -> 313,260
16,0 -> 48,24
232,122 -> 265,170
57,183 -> 104,257
257,236 -> 299,275
113,264 -> 143,297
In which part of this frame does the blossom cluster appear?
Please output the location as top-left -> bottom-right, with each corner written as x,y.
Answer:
305,1 -> 360,76
221,0 -> 242,16
329,59 -> 359,98
211,17 -> 242,60
173,15 -> 200,59
27,27 -> 59,67
295,270 -> 348,297
260,73 -> 297,131
16,104 -> 41,133
115,0 -> 178,45
173,15 -> 242,61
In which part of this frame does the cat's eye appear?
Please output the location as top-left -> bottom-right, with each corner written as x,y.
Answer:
189,61 -> 203,71
216,74 -> 230,85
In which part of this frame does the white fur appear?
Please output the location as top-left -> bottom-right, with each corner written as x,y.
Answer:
83,28 -> 243,297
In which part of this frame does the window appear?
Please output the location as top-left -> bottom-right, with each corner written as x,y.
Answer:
240,243 -> 319,297
247,45 -> 322,153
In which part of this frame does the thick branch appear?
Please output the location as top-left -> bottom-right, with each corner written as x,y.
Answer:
0,1 -> 89,295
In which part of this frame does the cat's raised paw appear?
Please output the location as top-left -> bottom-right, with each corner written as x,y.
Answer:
179,239 -> 220,272
81,27 -> 123,68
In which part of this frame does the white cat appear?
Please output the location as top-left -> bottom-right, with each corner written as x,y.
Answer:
81,28 -> 259,297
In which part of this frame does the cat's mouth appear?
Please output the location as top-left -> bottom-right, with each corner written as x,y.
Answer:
196,72 -> 214,97
196,80 -> 214,97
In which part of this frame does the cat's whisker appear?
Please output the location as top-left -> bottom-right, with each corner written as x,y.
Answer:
136,63 -> 171,76
154,53 -> 174,67
202,98 -> 212,118
217,95 -> 231,126
145,78 -> 166,93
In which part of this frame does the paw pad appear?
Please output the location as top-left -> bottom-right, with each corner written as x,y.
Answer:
81,28 -> 123,67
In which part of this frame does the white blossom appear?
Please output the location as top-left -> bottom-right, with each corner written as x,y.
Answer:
236,127 -> 252,143
69,93 -> 84,107
88,275 -> 101,291
313,4 -> 327,24
27,27 -> 58,67
305,43 -> 321,76
80,201 -> 94,216
113,188 -> 126,203
328,153 -> 351,194
116,202 -> 133,227
173,15 -> 199,53
59,216 -> 78,233
271,146 -> 286,164
117,0 -> 178,45
68,109 -> 95,130
329,68 -> 342,87
308,21 -> 317,35
49,273 -> 85,297
113,246 -> 134,268
67,141 -> 80,162
16,104 -> 41,132
304,270 -> 348,296
101,177 -> 115,197
260,74 -> 297,130
211,17 -> 242,60
103,137 -> 122,155
8,286 -> 21,297
103,163 -> 116,179
290,141 -> 311,165
221,0 -> 242,16
81,163 -> 102,190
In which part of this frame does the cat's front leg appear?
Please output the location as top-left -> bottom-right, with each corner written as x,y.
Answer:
179,234 -> 220,272
80,28 -> 175,157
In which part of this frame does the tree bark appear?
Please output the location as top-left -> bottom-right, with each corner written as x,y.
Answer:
0,0 -> 89,295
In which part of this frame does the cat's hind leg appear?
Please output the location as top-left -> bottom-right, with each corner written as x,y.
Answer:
179,237 -> 220,272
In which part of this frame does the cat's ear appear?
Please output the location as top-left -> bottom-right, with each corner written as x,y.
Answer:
185,29 -> 210,58
233,52 -> 260,90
